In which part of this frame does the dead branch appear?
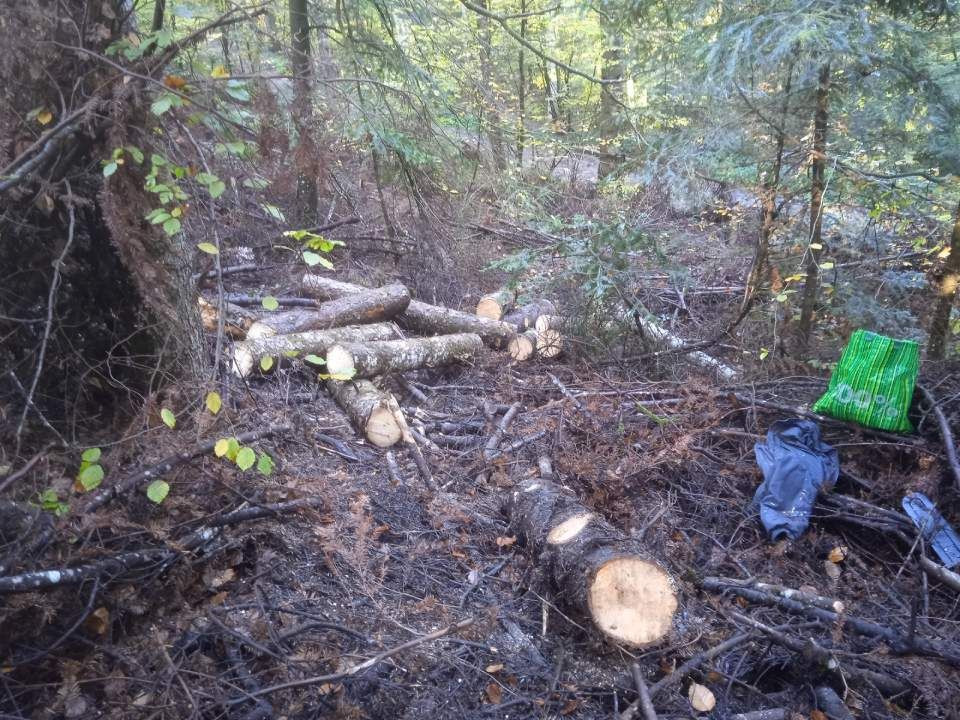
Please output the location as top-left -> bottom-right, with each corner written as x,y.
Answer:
916,383 -> 960,491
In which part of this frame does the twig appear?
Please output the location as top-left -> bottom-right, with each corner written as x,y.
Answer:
629,663 -> 658,720
916,383 -> 960,491
84,424 -> 290,512
547,374 -> 585,413
918,555 -> 960,593
14,182 -> 75,453
485,430 -> 548,461
229,618 -> 475,701
483,402 -> 521,462
0,444 -> 55,494
385,450 -> 403,484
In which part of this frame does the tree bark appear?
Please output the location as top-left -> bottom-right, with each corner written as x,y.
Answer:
505,477 -> 678,647
597,21 -> 623,180
327,379 -> 404,447
476,288 -> 516,320
290,0 -> 318,221
797,63 -> 831,350
301,274 -> 516,347
231,323 -> 399,378
502,299 -> 557,330
326,333 -> 484,379
927,200 -> 960,359
246,283 -> 409,339
508,329 -> 539,361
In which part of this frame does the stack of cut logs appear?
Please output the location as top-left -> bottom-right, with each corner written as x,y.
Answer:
217,276 -> 565,449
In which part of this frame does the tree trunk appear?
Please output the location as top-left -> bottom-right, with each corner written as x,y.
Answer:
741,58 -> 794,317
597,22 -> 622,180
151,0 -> 165,31
476,288 -> 516,320
516,0 -> 527,166
505,477 -> 678,648
290,0 -> 318,222
326,333 -> 484,379
302,274 -> 516,347
327,378 -> 404,447
231,323 -> 399,378
502,299 -> 557,331
246,283 -> 410,339
927,200 -> 960,358
797,63 -> 831,350
479,0 -> 506,170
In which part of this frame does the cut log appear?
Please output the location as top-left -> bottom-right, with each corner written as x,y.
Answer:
301,274 -> 516,348
326,333 -> 483,379
534,314 -> 569,333
505,478 -> 677,647
508,330 -> 539,361
231,323 -> 398,378
502,299 -> 556,331
246,283 -> 410,340
198,296 -> 256,339
536,328 -> 563,359
476,288 -> 516,320
326,379 -> 404,447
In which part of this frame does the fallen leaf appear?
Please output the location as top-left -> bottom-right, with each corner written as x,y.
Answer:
37,110 -> 53,125
811,710 -> 828,720
495,535 -> 516,547
163,74 -> 187,90
485,663 -> 504,674
205,391 -> 222,415
209,591 -> 228,606
705,671 -> 723,683
560,699 -> 580,715
84,607 -> 110,635
688,682 -> 716,712
828,546 -> 848,563
485,682 -> 502,704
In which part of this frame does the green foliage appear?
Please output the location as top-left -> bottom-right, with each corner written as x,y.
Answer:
235,447 -> 256,471
160,408 -> 176,429
76,448 -> 105,492
146,480 -> 170,504
36,489 -> 69,517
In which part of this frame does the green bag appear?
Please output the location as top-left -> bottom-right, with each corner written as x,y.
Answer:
812,330 -> 919,433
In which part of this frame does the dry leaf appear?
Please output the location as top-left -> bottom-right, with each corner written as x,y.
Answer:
84,607 -> 110,636
828,546 -> 848,563
705,671 -> 723,683
163,74 -> 188,90
560,699 -> 580,715
688,682 -> 716,712
37,110 -> 53,125
495,535 -> 516,547
811,710 -> 828,720
485,682 -> 502,704
485,663 -> 504,673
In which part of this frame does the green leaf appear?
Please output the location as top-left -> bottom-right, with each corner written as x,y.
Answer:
126,146 -> 144,164
162,217 -> 182,235
196,172 -> 218,185
208,180 -> 227,199
160,408 -> 176,429
820,261 -> 834,270
302,251 -> 323,267
103,162 -> 118,177
149,211 -> 171,225
260,356 -> 274,372
256,452 -> 275,476
197,242 -> 219,254
151,94 -> 175,116
225,84 -> 251,102
242,177 -> 269,189
226,437 -> 240,461
78,464 -> 104,491
81,447 -> 102,463
205,391 -> 222,415
214,438 -> 231,457
261,296 -> 279,311
235,447 -> 256,471
303,354 -> 325,365
146,479 -> 169,504
261,204 -> 285,222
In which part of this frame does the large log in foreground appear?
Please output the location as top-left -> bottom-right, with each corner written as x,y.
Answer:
506,478 -> 677,647
231,323 -> 398,378
247,283 -> 410,339
327,379 -> 404,447
302,274 -> 516,348
326,333 -> 484,379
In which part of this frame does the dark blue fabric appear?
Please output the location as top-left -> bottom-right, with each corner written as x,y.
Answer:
752,419 -> 839,541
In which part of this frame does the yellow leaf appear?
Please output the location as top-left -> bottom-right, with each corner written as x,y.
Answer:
211,65 -> 231,79
37,110 -> 53,125
828,545 -> 847,563
938,247 -> 952,259
205,391 -> 222,415
214,438 -> 230,457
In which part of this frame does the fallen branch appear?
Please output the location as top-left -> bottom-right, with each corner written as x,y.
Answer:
84,425 -> 291,512
916,383 -> 960,491
229,617 -> 476,701
629,663 -> 658,720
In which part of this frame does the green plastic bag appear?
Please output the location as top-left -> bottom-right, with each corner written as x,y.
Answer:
812,330 -> 919,433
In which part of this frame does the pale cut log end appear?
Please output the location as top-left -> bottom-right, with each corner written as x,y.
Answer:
326,345 -> 354,376
246,322 -> 277,341
476,296 -> 505,320
366,405 -> 404,447
588,557 -> 677,648
536,329 -> 563,358
535,314 -> 561,333
508,330 -> 536,361
547,513 -> 594,544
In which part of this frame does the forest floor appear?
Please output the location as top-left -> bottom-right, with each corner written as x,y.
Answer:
3,207 -> 960,720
